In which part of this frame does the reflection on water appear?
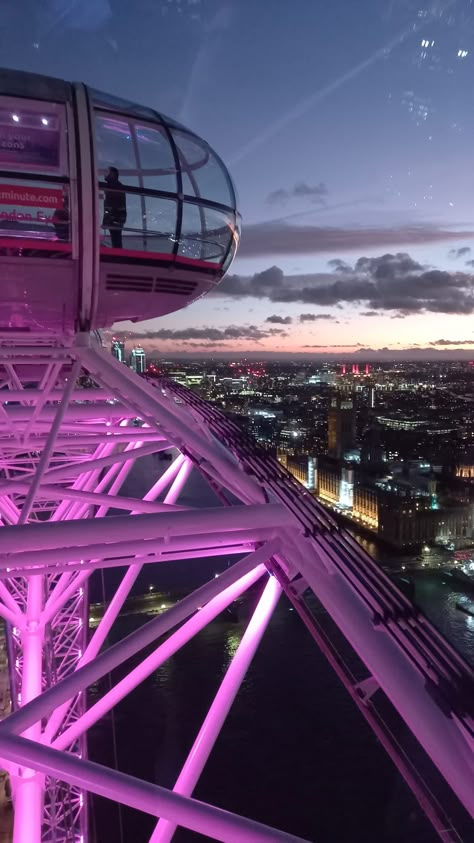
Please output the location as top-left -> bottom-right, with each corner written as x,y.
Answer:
414,579 -> 474,662
224,631 -> 242,665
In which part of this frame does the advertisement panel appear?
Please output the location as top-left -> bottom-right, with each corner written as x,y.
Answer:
0,185 -> 63,209
0,125 -> 60,170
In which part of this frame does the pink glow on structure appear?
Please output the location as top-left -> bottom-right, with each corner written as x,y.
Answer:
52,564 -> 268,752
14,576 -> 44,843
0,337 -> 470,843
151,574 -> 281,843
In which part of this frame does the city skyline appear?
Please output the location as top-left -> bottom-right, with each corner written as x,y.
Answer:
5,0 -> 474,355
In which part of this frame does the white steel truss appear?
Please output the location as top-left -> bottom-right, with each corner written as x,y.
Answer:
0,333 -> 470,843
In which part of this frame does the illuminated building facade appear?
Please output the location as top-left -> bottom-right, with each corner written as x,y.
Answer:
131,346 -> 146,374
111,339 -> 125,363
328,393 -> 356,459
353,484 -> 379,529
318,458 -> 342,505
456,463 -> 474,480
282,455 -> 317,490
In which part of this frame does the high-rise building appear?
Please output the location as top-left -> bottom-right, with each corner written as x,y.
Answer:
360,423 -> 385,472
131,346 -> 146,374
327,392 -> 356,459
111,339 -> 125,363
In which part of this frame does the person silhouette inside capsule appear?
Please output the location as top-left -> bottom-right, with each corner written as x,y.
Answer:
102,166 -> 127,249
52,188 -> 70,241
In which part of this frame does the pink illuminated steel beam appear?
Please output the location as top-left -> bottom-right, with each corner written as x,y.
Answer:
0,732 -> 310,843
21,361 -> 64,442
16,360 -> 82,526
78,455 -> 192,667
0,389 -> 114,402
0,543 -> 256,579
0,543 -> 280,738
0,528 -> 275,577
79,347 -> 267,506
152,574 -> 282,843
0,403 -> 133,423
49,441 -> 115,523
0,504 -> 289,557
44,436 -> 156,621
9,359 -> 84,843
45,551 -> 268,748
42,569 -> 91,627
285,532 -> 474,818
51,565 -> 268,749
0,602 -> 25,627
39,440 -> 166,485
8,485 -> 190,515
0,443 -> 168,501
50,424 -> 149,523
13,575 -> 45,843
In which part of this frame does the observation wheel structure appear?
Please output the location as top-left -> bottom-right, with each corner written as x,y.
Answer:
0,68 -> 469,843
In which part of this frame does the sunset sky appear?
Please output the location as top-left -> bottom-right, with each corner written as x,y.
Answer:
4,0 -> 474,356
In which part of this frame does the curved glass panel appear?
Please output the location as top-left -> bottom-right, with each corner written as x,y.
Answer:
222,216 -> 240,273
172,130 -> 235,207
178,202 -> 233,264
94,102 -> 237,265
135,124 -> 177,192
100,185 -> 176,255
142,195 -> 176,253
90,88 -> 159,121
95,114 -> 137,176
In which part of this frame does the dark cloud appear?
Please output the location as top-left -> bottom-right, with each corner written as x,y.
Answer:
217,253 -> 474,315
266,189 -> 288,205
265,314 -> 293,324
327,258 -> 352,273
429,339 -> 474,346
466,260 -> 474,268
303,343 -> 362,348
361,310 -> 378,316
293,181 -> 328,201
238,221 -> 474,259
267,181 -> 328,206
449,246 -> 471,259
113,325 -> 287,345
299,313 -> 335,322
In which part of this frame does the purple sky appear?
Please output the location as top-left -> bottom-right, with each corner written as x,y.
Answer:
4,0 -> 474,356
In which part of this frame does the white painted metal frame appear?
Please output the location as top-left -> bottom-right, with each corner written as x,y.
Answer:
0,334 -> 470,843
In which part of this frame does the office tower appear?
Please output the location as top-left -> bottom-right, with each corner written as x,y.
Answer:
327,392 -> 356,459
111,339 -> 125,363
131,346 -> 146,374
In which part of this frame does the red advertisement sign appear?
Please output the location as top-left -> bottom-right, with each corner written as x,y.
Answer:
0,185 -> 63,209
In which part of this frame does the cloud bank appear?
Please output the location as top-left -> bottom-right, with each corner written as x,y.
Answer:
113,324 -> 287,346
237,222 -> 474,259
218,253 -> 474,315
267,181 -> 328,206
